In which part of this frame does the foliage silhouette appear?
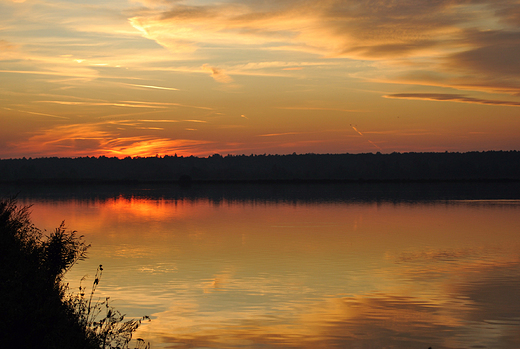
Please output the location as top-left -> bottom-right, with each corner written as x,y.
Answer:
0,151 -> 519,183
65,265 -> 151,349
0,197 -> 150,349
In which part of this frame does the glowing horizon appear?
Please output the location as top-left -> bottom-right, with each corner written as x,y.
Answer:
1,0 -> 520,158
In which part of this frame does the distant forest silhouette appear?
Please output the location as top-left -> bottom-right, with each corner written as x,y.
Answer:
1,151 -> 519,184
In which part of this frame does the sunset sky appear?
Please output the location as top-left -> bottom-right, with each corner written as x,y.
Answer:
1,0 -> 520,158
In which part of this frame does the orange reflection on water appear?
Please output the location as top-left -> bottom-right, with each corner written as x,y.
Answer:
25,196 -> 207,235
22,197 -> 520,349
104,196 -> 183,221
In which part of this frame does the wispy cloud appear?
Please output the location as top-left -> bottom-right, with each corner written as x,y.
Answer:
137,119 -> 179,123
2,107 -> 68,119
6,122 -> 213,158
38,100 -> 168,108
201,64 -> 233,83
276,106 -> 366,113
362,129 -> 434,136
233,61 -> 332,71
182,119 -> 207,123
36,100 -> 214,110
384,93 -> 520,107
0,39 -> 18,51
258,132 -> 302,137
126,83 -> 179,91
0,69 -> 97,79
120,101 -> 213,110
130,1 -> 458,59
128,0 -> 520,95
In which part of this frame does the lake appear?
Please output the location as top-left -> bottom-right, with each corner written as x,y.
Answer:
6,183 -> 520,349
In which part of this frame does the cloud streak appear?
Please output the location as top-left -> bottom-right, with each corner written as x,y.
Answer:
36,100 -> 214,110
2,107 -> 68,119
38,100 -> 169,108
258,132 -> 302,137
276,106 -> 366,113
384,93 -> 520,107
126,83 -> 179,91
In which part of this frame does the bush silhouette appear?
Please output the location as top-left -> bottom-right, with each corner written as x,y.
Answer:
0,198 -> 149,349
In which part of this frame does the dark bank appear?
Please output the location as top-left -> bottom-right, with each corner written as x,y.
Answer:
1,151 -> 519,184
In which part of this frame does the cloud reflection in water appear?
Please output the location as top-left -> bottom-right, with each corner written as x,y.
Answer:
19,193 -> 520,349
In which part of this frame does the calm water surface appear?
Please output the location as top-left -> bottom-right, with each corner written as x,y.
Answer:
13,185 -> 520,349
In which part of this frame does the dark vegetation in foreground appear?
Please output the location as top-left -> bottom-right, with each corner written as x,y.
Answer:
0,198 -> 149,349
1,151 -> 519,184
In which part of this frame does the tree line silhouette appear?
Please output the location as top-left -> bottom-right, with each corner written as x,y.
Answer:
1,151 -> 519,183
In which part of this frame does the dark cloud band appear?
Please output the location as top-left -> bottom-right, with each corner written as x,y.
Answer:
384,93 -> 520,107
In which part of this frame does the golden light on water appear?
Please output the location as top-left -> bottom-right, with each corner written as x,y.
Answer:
21,195 -> 520,348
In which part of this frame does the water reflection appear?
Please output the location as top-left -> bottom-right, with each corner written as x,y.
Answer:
3,181 -> 520,204
4,184 -> 520,349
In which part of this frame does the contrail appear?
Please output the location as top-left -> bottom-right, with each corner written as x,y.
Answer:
367,140 -> 383,151
351,124 -> 383,151
351,125 -> 363,136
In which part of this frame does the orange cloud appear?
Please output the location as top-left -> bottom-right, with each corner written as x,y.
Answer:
7,122 -> 213,158
104,137 -> 211,157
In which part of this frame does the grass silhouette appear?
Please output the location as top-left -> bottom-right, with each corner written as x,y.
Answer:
0,197 -> 150,349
